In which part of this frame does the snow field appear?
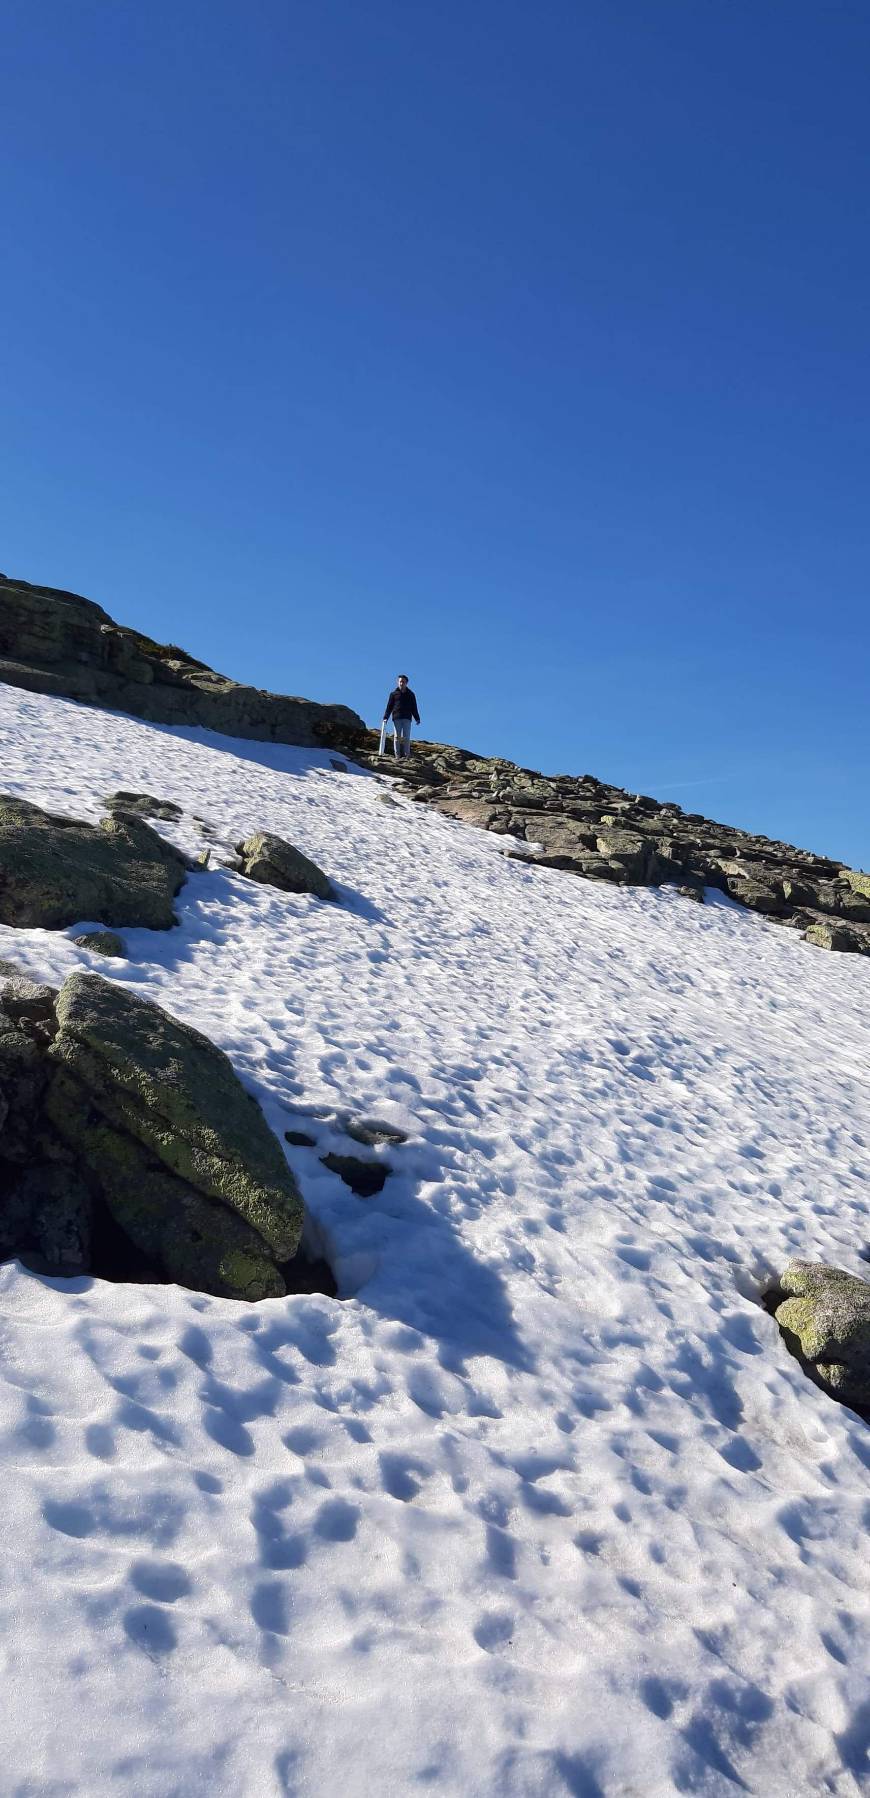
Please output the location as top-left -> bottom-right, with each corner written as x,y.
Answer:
0,683 -> 869,1796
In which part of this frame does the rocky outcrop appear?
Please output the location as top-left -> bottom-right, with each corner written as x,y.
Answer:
0,967 -> 306,1300
0,574 -> 366,749
345,734 -> 870,958
0,796 -> 188,930
767,1261 -> 870,1410
234,831 -> 333,899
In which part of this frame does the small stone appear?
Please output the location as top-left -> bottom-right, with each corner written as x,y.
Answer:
285,1130 -> 317,1148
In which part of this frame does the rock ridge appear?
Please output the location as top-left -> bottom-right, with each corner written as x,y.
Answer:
344,733 -> 870,958
0,573 -> 366,749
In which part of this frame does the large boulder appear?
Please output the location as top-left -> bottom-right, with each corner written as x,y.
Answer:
46,973 -> 303,1281
0,965 -> 305,1300
0,797 -> 188,930
235,832 -> 333,899
770,1261 -> 870,1408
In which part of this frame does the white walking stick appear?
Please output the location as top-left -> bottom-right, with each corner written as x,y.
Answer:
378,719 -> 388,757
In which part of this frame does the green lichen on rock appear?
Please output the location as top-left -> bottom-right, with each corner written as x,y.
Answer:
49,972 -> 303,1260
0,796 -> 188,930
771,1260 -> 870,1407
235,831 -> 333,900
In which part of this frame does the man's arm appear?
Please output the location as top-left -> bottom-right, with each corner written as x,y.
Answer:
410,690 -> 420,724
383,690 -> 395,720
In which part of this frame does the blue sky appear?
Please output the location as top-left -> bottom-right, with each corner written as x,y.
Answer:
2,1 -> 868,866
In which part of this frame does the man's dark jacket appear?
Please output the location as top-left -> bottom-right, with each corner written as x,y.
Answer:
383,687 -> 420,723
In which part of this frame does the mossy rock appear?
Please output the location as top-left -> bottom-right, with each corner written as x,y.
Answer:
840,870 -> 870,900
771,1261 -> 870,1407
48,973 -> 304,1261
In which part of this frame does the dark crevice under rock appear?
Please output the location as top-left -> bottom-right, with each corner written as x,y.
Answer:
11,1190 -> 337,1298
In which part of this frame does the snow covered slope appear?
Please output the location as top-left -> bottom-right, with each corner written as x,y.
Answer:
1,681 -> 869,1798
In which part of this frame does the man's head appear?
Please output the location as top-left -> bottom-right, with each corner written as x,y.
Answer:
397,674 -> 409,688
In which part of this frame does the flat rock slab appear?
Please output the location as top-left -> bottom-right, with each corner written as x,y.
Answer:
236,831 -> 333,900
0,796 -> 188,930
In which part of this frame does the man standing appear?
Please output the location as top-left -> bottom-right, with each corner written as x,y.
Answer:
382,674 -> 420,759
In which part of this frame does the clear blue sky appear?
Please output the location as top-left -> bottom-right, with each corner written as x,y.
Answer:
2,1 -> 868,866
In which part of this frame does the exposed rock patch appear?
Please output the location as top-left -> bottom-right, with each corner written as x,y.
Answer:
72,931 -> 127,958
235,831 -> 333,900
0,796 -> 188,931
105,791 -> 183,821
321,1153 -> 390,1198
0,573 -> 365,749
